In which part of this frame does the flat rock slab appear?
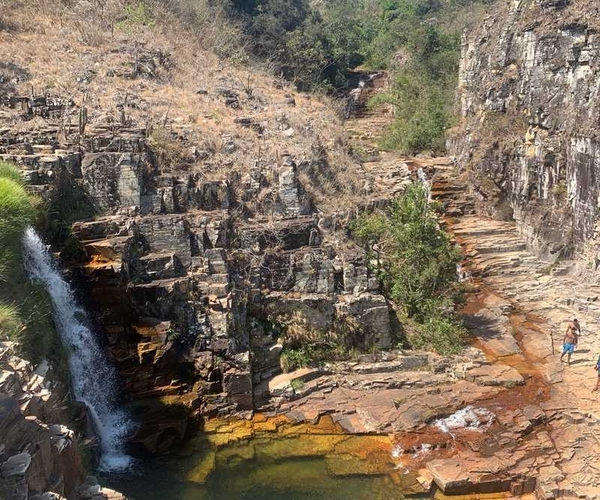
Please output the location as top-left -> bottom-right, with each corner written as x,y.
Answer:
427,456 -> 514,494
268,368 -> 322,395
466,364 -> 525,387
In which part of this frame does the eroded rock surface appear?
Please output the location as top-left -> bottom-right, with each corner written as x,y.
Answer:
427,163 -> 600,499
0,342 -> 83,499
451,0 -> 600,263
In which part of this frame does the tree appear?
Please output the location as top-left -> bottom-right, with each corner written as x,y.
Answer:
352,182 -> 466,354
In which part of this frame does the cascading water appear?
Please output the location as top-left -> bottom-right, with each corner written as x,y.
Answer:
417,167 -> 432,201
22,227 -> 133,472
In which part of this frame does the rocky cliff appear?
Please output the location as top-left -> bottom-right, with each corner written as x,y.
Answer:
450,0 -> 600,263
0,342 -> 125,500
0,2 -> 401,454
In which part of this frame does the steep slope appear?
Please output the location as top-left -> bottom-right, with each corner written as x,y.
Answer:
450,0 -> 600,263
0,1 -> 406,452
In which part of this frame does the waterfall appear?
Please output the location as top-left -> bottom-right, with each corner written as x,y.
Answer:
417,167 -> 432,201
22,227 -> 133,472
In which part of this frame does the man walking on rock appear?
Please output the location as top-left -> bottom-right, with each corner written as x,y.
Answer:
560,319 -> 581,366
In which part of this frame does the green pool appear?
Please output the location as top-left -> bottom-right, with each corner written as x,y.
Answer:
104,416 -> 426,500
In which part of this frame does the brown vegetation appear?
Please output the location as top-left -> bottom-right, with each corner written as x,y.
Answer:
0,0 -> 367,212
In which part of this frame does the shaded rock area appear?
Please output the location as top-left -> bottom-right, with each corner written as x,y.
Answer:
0,342 -> 125,500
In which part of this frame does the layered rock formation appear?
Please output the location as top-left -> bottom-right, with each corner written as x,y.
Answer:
0,342 -> 83,499
0,1 -> 408,454
0,88 -> 396,452
0,342 -> 125,500
451,0 -> 600,262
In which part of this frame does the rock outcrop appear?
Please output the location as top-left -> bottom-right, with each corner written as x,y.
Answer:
0,342 -> 83,499
451,0 -> 600,262
0,89 -> 399,451
0,3 -> 411,453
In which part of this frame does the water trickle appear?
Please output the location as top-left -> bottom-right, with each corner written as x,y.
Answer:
456,263 -> 471,283
417,167 -> 432,201
22,227 -> 133,472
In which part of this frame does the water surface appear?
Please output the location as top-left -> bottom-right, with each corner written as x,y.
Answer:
105,416 -> 425,500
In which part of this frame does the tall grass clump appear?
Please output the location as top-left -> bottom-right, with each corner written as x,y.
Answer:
0,161 -> 35,280
0,160 -> 58,365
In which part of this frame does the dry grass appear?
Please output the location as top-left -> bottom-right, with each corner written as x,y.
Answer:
0,0 -> 369,214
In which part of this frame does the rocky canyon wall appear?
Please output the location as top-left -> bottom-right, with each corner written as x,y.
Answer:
0,93 -> 394,454
451,0 -> 600,263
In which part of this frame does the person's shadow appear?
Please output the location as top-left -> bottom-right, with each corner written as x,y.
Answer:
569,359 -> 588,365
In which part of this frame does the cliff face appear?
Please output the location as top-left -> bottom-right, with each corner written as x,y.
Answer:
451,0 -> 600,263
0,3 -> 399,454
0,342 -> 125,500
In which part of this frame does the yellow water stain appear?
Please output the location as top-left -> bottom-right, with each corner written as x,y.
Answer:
254,434 -> 350,460
325,452 -> 394,476
205,425 -> 254,447
433,490 -> 512,500
186,451 -> 216,483
214,441 -> 256,467
332,434 -> 394,457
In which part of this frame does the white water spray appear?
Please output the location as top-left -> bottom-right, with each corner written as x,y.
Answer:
23,227 -> 133,472
417,167 -> 432,202
433,406 -> 495,435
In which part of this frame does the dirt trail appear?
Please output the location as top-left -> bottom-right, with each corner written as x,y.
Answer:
344,76 -> 600,499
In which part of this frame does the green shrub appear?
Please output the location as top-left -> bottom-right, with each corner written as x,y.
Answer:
116,1 -> 155,32
409,314 -> 466,355
0,164 -> 37,279
0,304 -> 22,340
290,378 -> 305,391
0,160 -> 24,184
0,178 -> 37,243
280,343 -> 355,372
352,182 -> 466,355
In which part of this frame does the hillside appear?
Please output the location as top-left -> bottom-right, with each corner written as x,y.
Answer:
0,0 -> 410,465
1,0 -> 369,214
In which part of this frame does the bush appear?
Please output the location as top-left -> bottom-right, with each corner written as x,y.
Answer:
0,304 -> 22,340
116,1 -> 155,33
280,343 -> 354,372
0,160 -> 24,184
410,314 -> 465,355
0,162 -> 37,279
352,182 -> 466,355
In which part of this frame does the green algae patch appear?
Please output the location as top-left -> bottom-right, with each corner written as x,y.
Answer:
186,451 -> 216,484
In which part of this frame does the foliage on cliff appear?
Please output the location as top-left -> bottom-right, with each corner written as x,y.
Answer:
226,0 -> 496,152
0,161 -> 36,279
228,0 -> 496,99
365,0 -> 495,153
352,182 -> 466,354
0,161 -> 58,365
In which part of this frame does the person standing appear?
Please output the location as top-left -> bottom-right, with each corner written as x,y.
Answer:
560,319 -> 581,366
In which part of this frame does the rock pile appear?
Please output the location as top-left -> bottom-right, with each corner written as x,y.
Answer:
0,341 -> 117,499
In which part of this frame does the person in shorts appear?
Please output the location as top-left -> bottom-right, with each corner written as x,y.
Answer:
593,354 -> 600,392
560,319 -> 580,366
